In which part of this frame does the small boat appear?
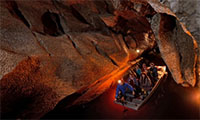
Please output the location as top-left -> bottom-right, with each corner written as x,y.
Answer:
114,66 -> 168,110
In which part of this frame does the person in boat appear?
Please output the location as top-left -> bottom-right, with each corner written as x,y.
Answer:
115,78 -> 135,102
128,73 -> 139,87
128,73 -> 141,96
149,62 -> 158,86
139,73 -> 152,93
135,64 -> 142,78
128,71 -> 134,86
142,63 -> 149,75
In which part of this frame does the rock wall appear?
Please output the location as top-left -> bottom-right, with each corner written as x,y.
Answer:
159,0 -> 200,87
0,0 -> 155,118
160,0 -> 200,42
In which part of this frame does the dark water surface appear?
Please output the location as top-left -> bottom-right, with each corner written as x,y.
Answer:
42,74 -> 200,119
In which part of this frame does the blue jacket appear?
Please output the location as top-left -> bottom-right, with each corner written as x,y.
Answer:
115,83 -> 134,99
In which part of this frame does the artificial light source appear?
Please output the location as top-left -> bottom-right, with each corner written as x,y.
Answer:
163,66 -> 166,71
194,89 -> 200,104
118,80 -> 122,84
136,49 -> 140,53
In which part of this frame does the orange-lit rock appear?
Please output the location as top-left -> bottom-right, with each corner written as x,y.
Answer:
146,0 -> 198,87
0,0 -> 146,118
0,57 -> 59,118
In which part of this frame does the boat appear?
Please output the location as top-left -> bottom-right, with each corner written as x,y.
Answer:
114,66 -> 168,110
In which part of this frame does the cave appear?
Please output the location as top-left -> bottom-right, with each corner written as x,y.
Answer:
0,0 -> 199,119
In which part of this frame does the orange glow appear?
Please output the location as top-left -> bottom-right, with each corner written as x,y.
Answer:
190,88 -> 200,106
194,89 -> 200,104
72,58 -> 143,105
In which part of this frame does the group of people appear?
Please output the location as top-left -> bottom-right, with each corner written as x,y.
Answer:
115,62 -> 158,102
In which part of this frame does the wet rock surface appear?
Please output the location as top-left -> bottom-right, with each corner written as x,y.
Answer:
0,0 -> 199,119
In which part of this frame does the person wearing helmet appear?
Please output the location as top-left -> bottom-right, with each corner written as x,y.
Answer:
115,78 -> 135,102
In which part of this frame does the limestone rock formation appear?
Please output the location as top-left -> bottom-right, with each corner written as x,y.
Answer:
0,0 -> 199,119
160,0 -> 200,42
0,0 -> 154,118
147,0 -> 198,87
159,0 -> 200,87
